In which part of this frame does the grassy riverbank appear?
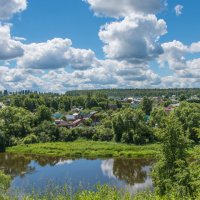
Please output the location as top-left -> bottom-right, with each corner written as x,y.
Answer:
6,140 -> 200,158
7,140 -> 160,158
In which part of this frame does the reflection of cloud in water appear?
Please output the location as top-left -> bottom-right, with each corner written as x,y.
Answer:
124,165 -> 153,194
124,176 -> 153,195
56,160 -> 73,166
101,159 -> 116,179
101,159 -> 153,194
141,166 -> 151,173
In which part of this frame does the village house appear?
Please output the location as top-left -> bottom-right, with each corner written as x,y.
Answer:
164,103 -> 180,114
131,99 -> 141,108
66,113 -> 81,121
55,110 -> 98,129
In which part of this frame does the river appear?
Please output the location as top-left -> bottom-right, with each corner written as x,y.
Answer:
0,153 -> 154,196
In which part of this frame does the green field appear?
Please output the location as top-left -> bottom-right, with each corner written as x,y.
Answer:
7,140 -> 161,158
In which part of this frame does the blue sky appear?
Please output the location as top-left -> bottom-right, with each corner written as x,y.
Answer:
0,0 -> 200,92
11,0 -> 111,58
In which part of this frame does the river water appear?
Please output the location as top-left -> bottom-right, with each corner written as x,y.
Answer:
0,153 -> 154,196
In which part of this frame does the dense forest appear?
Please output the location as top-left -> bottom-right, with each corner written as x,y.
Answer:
66,88 -> 200,98
2,88 -> 200,98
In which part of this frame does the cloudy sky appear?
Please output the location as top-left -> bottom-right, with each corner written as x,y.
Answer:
0,0 -> 200,92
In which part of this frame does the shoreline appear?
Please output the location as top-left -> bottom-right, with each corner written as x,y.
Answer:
6,140 -> 161,159
6,140 -> 199,159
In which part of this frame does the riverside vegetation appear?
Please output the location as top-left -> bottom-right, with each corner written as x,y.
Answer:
7,140 -> 160,158
0,91 -> 200,199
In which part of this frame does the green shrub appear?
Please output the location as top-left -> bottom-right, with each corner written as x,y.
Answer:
0,171 -> 11,199
79,127 -> 95,139
59,128 -> 78,142
23,134 -> 38,144
8,136 -> 22,146
83,118 -> 93,126
93,127 -> 114,141
35,121 -> 59,142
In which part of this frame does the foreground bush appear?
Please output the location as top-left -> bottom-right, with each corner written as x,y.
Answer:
0,171 -> 11,199
6,185 -> 200,200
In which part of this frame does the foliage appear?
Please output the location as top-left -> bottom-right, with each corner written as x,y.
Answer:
141,97 -> 153,115
3,184 -> 200,200
0,107 -> 35,146
0,171 -> 11,199
23,134 -> 38,144
84,118 -> 93,126
35,121 -> 59,142
152,113 -> 194,198
93,127 -> 114,141
36,105 -> 52,124
174,102 -> 200,142
112,109 -> 153,144
149,107 -> 167,129
23,97 -> 37,112
66,88 -> 200,98
59,128 -> 79,142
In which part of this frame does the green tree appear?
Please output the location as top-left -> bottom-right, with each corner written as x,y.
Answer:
36,105 -> 51,123
141,97 -> 153,115
23,97 -> 36,111
60,96 -> 71,111
0,107 -> 34,140
84,118 -> 93,126
149,107 -> 167,128
51,98 -> 59,111
12,96 -> 24,107
93,126 -> 114,141
35,121 -> 59,142
174,102 -> 200,142
112,109 -> 153,144
152,113 -> 193,198
85,93 -> 98,108
112,114 -> 124,142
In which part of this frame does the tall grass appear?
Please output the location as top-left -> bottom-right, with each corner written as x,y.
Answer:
7,140 -> 160,158
4,184 -> 198,200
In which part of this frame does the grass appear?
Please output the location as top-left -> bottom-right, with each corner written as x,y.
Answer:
6,140 -> 200,159
3,184 -> 197,200
6,140 -> 161,159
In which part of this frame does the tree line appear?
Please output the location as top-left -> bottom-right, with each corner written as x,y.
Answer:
0,92 -> 200,152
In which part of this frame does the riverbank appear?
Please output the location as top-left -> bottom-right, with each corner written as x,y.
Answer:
6,140 -> 160,158
6,140 -> 200,159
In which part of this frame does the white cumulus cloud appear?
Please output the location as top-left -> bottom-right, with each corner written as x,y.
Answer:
99,14 -> 167,63
158,40 -> 200,86
0,24 -> 24,60
17,38 -> 97,70
0,0 -> 27,20
84,0 -> 166,18
174,4 -> 184,16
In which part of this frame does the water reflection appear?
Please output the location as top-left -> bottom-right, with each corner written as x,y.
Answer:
101,158 -> 154,193
113,158 -> 153,185
0,153 -> 154,195
101,159 -> 115,179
